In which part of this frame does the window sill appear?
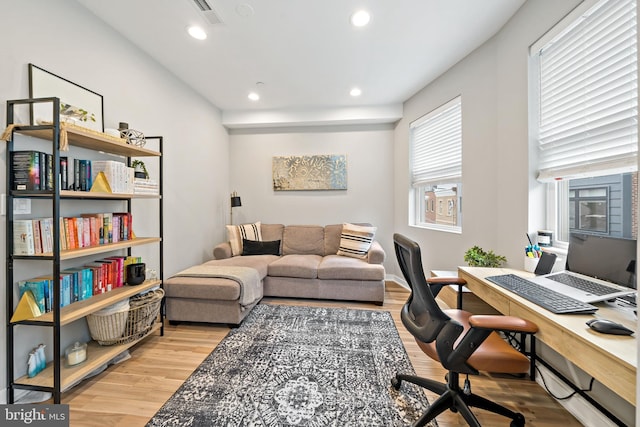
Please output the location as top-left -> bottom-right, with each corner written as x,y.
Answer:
410,223 -> 462,234
540,245 -> 567,257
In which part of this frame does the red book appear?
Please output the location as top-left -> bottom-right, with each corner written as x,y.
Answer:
105,256 -> 125,288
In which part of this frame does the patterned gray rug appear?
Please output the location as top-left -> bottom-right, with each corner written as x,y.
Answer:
147,304 -> 436,426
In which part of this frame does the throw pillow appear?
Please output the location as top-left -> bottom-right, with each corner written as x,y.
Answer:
242,239 -> 281,256
226,222 -> 262,256
337,223 -> 377,259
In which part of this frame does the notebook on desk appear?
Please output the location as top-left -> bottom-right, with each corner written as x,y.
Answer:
529,233 -> 636,303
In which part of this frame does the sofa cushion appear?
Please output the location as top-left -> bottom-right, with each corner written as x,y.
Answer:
242,239 -> 281,256
324,224 -> 343,255
336,223 -> 377,259
268,254 -> 322,279
261,223 -> 284,242
226,222 -> 262,256
203,255 -> 276,279
318,255 -> 386,281
282,225 -> 325,256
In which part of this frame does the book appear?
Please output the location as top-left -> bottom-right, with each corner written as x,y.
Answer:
60,157 -> 68,190
105,256 -> 125,288
13,219 -> 35,255
11,151 -> 41,191
45,153 -> 53,191
32,219 -> 43,255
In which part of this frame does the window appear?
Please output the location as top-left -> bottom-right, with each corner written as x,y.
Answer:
410,96 -> 462,232
531,0 -> 637,245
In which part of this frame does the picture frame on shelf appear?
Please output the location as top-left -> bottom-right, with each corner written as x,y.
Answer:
28,63 -> 104,132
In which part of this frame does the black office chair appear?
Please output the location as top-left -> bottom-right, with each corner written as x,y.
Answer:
392,233 -> 538,427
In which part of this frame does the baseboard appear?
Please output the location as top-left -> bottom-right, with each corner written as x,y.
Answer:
386,274 -> 408,289
535,364 -> 619,427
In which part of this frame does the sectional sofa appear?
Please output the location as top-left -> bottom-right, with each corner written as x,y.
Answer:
163,223 -> 386,325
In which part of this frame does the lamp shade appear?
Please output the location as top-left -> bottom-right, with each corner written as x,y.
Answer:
231,196 -> 242,207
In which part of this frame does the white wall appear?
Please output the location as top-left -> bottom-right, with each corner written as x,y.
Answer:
229,125 -> 395,270
393,0 -> 580,275
393,0 -> 636,425
0,0 -> 229,400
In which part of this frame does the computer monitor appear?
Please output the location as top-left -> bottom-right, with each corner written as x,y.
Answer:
567,233 -> 637,289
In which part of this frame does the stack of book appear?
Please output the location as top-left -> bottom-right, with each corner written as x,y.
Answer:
133,178 -> 159,195
17,255 -> 144,313
13,212 -> 133,255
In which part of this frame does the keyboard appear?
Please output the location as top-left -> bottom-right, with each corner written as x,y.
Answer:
486,274 -> 598,314
546,272 -> 623,296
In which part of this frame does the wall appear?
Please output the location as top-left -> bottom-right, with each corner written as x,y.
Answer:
0,0 -> 229,401
229,124 -> 395,271
393,0 -> 636,425
393,0 -> 579,276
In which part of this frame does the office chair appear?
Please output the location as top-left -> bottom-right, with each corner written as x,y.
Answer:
392,233 -> 538,427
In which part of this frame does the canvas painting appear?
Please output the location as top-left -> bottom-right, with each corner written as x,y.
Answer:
273,155 -> 347,191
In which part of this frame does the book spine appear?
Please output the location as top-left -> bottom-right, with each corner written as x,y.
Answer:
60,157 -> 68,190
74,158 -> 80,191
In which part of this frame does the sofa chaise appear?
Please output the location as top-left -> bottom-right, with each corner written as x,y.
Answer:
164,222 -> 386,325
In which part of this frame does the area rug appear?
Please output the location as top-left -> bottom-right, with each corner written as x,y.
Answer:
147,304 -> 436,426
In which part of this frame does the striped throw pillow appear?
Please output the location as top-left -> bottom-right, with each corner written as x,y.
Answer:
337,223 -> 376,259
226,222 -> 262,256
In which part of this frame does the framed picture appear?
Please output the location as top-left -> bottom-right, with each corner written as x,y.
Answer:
272,154 -> 347,191
29,63 -> 104,132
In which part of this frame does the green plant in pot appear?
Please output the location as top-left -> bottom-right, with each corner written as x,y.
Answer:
131,160 -> 149,179
464,246 -> 507,267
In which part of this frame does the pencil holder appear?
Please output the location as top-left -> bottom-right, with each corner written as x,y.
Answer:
524,256 -> 539,273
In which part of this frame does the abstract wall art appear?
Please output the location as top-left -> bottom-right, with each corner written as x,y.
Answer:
272,154 -> 347,191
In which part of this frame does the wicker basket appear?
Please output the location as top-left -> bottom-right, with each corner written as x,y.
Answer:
87,288 -> 164,346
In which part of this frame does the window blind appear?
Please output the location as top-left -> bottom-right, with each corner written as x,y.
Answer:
536,0 -> 637,182
410,96 -> 462,187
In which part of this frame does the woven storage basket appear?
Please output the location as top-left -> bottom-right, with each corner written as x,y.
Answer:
87,299 -> 130,345
88,288 -> 164,346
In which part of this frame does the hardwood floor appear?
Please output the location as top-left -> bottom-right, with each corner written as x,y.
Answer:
62,282 -> 582,426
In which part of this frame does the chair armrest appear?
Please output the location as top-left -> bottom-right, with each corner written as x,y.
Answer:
367,241 -> 386,264
427,277 -> 466,286
468,315 -> 538,334
213,242 -> 233,259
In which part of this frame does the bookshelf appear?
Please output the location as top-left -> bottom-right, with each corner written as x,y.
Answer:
5,97 -> 164,404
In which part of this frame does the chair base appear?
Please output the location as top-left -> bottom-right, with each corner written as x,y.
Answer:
392,372 -> 526,427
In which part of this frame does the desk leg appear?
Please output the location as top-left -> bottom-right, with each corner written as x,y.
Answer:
457,284 -> 464,309
520,332 -> 536,381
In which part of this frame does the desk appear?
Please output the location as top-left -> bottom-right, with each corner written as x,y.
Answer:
458,266 -> 637,406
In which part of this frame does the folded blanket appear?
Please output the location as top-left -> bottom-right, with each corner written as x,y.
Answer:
172,265 -> 261,308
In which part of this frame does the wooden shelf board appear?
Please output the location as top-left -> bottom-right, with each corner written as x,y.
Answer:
14,126 -> 161,157
11,190 -> 160,200
16,279 -> 163,325
13,322 -> 162,392
13,237 -> 161,261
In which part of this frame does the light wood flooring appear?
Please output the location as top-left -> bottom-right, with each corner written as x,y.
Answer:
61,282 -> 583,426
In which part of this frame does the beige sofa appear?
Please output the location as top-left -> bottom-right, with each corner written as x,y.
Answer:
164,223 -> 386,325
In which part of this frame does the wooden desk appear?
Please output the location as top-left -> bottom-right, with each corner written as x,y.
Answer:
458,266 -> 637,406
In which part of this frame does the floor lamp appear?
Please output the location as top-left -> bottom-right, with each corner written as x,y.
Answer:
230,191 -> 242,225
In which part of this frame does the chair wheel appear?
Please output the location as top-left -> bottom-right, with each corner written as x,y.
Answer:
510,413 -> 525,427
391,377 -> 401,390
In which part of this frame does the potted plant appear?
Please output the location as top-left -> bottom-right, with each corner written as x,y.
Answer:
464,246 -> 507,267
131,160 -> 148,179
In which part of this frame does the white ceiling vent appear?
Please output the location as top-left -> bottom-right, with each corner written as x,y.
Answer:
191,0 -> 224,25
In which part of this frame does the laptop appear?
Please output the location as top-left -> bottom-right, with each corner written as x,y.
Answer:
529,233 -> 637,303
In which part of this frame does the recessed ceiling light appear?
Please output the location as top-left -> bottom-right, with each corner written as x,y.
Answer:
350,10 -> 371,27
350,87 -> 362,97
187,25 -> 207,40
248,92 -> 260,101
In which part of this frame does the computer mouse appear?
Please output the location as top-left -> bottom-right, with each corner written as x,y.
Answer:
586,319 -> 634,336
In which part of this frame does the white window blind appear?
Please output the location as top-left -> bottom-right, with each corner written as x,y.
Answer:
536,0 -> 637,182
410,96 -> 462,187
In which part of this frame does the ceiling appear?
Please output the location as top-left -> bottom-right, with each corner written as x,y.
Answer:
75,0 -> 525,127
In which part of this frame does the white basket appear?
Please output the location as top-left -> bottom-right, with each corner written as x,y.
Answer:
86,299 -> 130,345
